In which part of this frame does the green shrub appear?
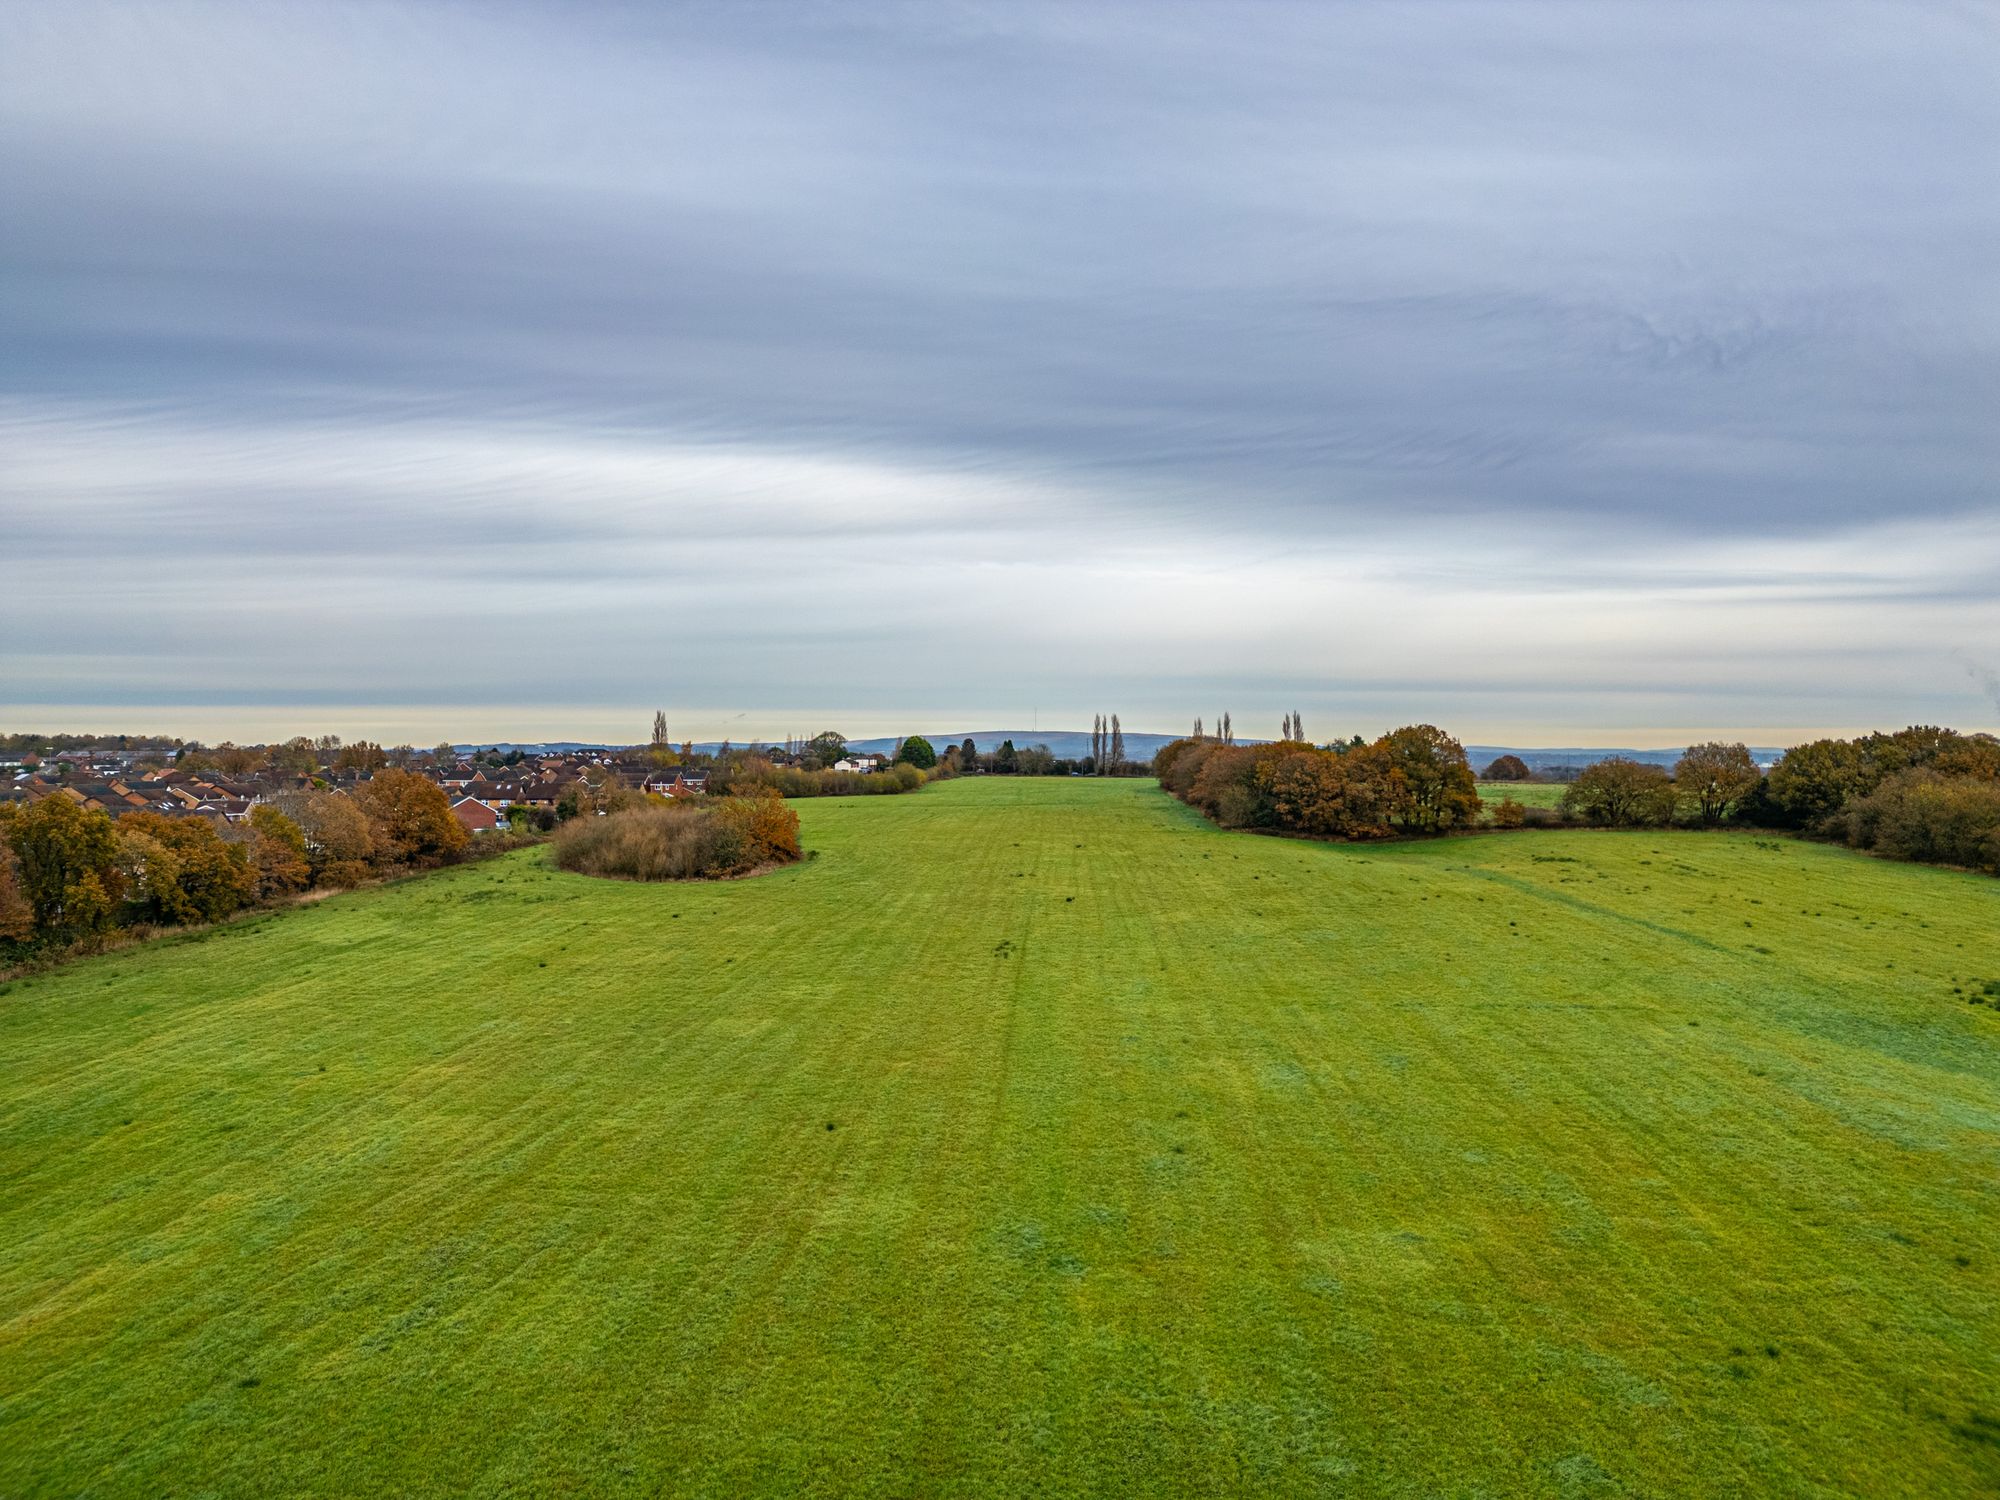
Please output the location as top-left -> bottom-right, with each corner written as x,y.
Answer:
1845,770 -> 2000,870
1561,759 -> 1678,827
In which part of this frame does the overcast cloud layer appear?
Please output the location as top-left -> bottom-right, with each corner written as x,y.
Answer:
3,1 -> 1997,745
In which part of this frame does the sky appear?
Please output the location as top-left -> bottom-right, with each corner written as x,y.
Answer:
3,1 -> 1997,749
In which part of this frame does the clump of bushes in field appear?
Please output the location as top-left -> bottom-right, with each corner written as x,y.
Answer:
963,713 -> 2000,876
1748,728 -> 2000,872
1155,724 -> 1481,839
1712,726 -> 1999,874
1531,731 -> 1999,874
1153,722 -> 2000,875
550,792 -> 801,880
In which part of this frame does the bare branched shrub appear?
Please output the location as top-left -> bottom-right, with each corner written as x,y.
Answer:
551,799 -> 800,881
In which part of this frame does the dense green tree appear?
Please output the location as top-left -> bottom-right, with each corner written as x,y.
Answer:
0,828 -> 32,943
896,735 -> 937,769
3,796 -> 123,940
507,803 -> 558,833
115,813 -> 257,925
802,731 -> 848,771
1844,770 -> 2000,870
1765,738 -> 1869,827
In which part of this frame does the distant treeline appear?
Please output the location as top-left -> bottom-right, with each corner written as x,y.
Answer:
1157,724 -> 2000,876
698,731 -> 1149,790
939,736 -> 1148,778
711,757 -> 932,798
1,732 -> 185,756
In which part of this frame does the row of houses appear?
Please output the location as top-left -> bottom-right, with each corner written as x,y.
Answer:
0,767 -> 266,823
436,758 -> 713,834
7,741 -> 888,839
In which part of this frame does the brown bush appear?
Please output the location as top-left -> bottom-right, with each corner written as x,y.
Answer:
352,768 -> 468,867
711,791 -> 802,867
551,800 -> 801,881
1187,745 -> 1266,826
1254,744 -> 1399,838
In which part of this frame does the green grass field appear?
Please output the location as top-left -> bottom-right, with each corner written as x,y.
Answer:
1476,780 -> 1569,809
4,779 -> 1997,1497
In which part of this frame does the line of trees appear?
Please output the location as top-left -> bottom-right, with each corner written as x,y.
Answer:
941,737 -> 1148,777
660,732 -> 941,797
1155,722 -> 2000,875
0,769 -> 479,959
1543,730 -> 2000,872
713,760 -> 931,798
1553,743 -> 1764,828
1156,724 -> 1482,838
1740,727 -> 2000,871
1088,715 -> 1127,773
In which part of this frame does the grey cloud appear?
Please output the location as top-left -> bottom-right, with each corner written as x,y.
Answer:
2,1 -> 1997,739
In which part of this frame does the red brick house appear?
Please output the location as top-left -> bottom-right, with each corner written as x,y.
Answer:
450,796 -> 502,834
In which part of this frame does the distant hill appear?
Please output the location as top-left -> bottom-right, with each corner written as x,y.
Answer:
852,734 -> 1785,770
455,735 -> 1784,770
1464,745 -> 1786,771
845,730 -> 1184,761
